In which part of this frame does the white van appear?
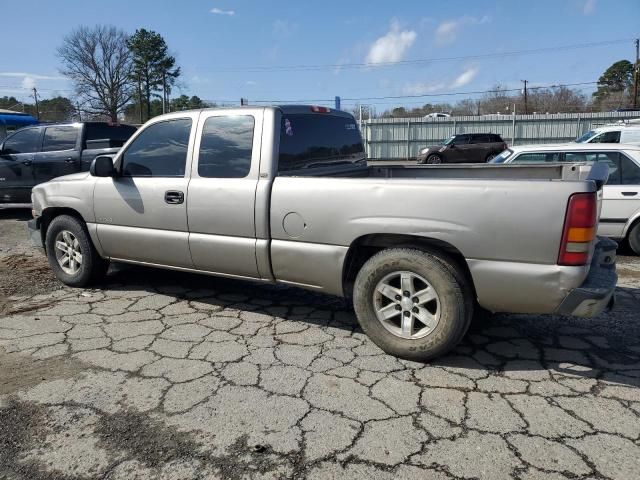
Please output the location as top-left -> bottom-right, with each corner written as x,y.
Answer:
491,143 -> 640,254
576,124 -> 640,145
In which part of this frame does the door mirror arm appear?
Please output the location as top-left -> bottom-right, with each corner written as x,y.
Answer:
90,156 -> 117,177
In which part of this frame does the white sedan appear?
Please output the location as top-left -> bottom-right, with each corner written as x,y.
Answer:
491,143 -> 640,254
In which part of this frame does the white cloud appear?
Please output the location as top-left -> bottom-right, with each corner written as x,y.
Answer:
21,76 -> 36,90
0,72 -> 64,80
582,0 -> 596,14
365,20 -> 417,65
210,7 -> 235,16
403,66 -> 480,95
451,66 -> 479,88
434,15 -> 490,46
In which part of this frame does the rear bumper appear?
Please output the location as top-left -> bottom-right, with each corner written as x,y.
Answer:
27,218 -> 44,249
554,237 -> 617,317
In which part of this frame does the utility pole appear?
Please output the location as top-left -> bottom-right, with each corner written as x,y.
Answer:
633,38 -> 639,109
162,72 -> 167,115
76,102 -> 82,121
521,80 -> 528,115
32,88 -> 40,120
137,74 -> 143,124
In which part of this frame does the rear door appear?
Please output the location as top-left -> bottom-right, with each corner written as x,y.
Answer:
94,114 -> 197,267
448,134 -> 472,162
599,152 -> 640,238
0,127 -> 41,203
34,125 -> 81,184
187,109 -> 263,278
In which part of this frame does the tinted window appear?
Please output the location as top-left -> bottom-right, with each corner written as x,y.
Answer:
198,116 -> 254,178
620,154 -> 640,185
590,131 -> 621,143
512,152 -> 560,163
472,135 -> 492,144
122,119 -> 191,177
491,134 -> 503,143
278,114 -> 364,172
2,128 -> 40,154
42,126 -> 78,152
85,123 -> 137,145
451,134 -> 470,145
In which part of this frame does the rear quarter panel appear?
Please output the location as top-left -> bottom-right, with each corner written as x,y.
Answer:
269,176 -> 595,302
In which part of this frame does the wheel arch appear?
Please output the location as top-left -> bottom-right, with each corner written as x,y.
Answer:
39,207 -> 90,251
342,233 -> 475,299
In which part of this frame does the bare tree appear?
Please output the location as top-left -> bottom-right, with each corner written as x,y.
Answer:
58,25 -> 134,121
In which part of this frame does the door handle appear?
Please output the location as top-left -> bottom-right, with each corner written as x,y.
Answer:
164,190 -> 184,204
21,160 -> 32,166
64,157 -> 75,163
622,191 -> 638,196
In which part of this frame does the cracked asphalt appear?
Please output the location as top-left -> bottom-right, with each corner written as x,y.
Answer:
1,208 -> 640,480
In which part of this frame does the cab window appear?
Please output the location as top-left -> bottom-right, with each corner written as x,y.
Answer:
589,131 -> 621,143
42,126 -> 79,152
2,128 -> 41,154
121,118 -> 192,177
511,152 -> 560,163
620,154 -> 640,185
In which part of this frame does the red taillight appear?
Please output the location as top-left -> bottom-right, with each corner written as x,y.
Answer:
558,192 -> 597,266
310,106 -> 331,113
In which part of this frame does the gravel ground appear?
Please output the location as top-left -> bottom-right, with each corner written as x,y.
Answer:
1,208 -> 639,480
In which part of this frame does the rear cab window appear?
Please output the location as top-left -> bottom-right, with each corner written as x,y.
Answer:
84,123 -> 137,149
42,126 -> 79,152
277,113 -> 364,173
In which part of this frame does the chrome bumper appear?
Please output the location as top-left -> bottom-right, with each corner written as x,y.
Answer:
555,237 -> 617,317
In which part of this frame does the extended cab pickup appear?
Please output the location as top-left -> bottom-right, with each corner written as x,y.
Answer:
0,122 -> 136,205
28,106 -> 617,360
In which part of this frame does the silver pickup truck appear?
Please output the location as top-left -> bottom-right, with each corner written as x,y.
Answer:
28,105 -> 617,360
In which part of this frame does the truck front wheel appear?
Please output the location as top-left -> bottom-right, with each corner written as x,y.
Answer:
353,248 -> 472,361
45,215 -> 108,287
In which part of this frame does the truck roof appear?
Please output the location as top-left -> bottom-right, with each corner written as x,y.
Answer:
508,142 -> 640,153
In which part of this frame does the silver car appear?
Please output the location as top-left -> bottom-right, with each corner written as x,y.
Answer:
491,143 -> 640,254
28,106 -> 617,361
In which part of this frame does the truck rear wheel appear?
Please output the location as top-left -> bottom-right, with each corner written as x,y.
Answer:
353,248 -> 472,361
45,215 -> 108,287
629,222 -> 640,255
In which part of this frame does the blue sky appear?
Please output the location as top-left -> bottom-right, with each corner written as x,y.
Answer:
1,0 -> 639,111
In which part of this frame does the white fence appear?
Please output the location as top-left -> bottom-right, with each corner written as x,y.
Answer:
362,111 -> 640,160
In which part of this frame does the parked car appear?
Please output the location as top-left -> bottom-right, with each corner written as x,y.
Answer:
575,124 -> 640,145
491,143 -> 640,254
28,106 -> 616,361
423,112 -> 450,119
417,133 -> 507,164
0,122 -> 137,205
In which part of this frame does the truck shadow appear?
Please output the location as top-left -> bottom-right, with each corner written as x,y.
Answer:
101,263 -> 640,389
0,208 -> 32,221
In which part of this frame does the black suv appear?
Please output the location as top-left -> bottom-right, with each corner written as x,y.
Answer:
417,133 -> 507,164
0,122 -> 136,205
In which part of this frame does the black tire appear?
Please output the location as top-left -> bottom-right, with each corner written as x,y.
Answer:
628,222 -> 640,255
353,248 -> 472,361
426,154 -> 442,164
45,215 -> 108,287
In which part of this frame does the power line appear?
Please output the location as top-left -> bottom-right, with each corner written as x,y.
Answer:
208,81 -> 600,105
193,39 -> 633,73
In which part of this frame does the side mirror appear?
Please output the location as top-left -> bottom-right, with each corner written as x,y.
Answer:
90,156 -> 116,177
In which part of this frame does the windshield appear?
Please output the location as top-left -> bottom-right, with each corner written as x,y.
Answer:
278,114 -> 365,172
575,130 -> 596,143
488,149 -> 514,163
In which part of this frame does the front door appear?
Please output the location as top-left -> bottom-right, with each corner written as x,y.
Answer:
0,127 -> 41,203
34,125 -> 81,184
187,109 -> 263,278
94,115 -> 197,268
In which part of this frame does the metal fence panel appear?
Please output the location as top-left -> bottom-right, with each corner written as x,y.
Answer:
361,111 -> 640,160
